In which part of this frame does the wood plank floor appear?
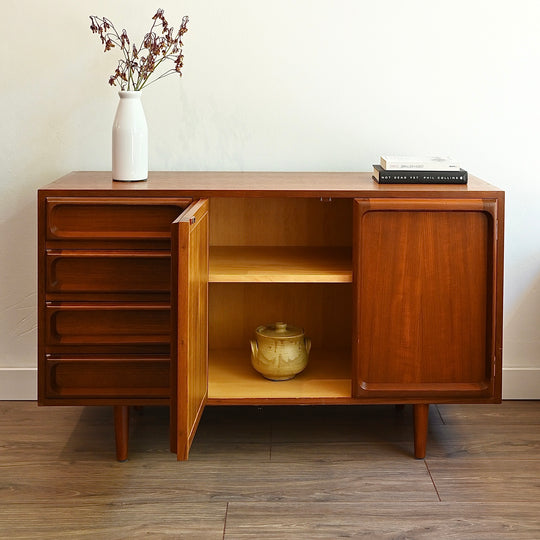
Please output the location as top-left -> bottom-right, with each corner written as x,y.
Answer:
0,401 -> 539,539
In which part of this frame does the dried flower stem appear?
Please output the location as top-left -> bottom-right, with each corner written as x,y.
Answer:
90,9 -> 188,91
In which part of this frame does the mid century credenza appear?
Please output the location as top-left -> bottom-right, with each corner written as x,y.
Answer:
37,171 -> 504,460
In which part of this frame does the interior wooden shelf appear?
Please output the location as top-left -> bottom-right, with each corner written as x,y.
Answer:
209,246 -> 352,283
208,348 -> 352,400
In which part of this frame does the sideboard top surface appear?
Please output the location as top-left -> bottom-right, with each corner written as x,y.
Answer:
39,171 -> 503,198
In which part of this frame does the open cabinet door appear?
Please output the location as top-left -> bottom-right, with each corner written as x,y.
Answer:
170,199 -> 209,460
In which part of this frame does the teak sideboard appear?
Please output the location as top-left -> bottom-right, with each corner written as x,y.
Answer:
37,171 -> 504,461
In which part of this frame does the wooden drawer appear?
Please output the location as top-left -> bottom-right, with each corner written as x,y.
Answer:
45,356 -> 170,398
46,251 -> 170,294
46,304 -> 170,347
46,197 -> 191,241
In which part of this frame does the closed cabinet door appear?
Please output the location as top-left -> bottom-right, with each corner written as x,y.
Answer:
352,198 -> 502,400
170,199 -> 209,460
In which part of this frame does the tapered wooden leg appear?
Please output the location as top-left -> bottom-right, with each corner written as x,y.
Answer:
413,404 -> 429,459
114,406 -> 129,462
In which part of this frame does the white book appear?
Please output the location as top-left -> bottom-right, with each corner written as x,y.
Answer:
380,155 -> 460,171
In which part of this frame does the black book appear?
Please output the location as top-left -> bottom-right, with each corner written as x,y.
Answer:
372,165 -> 468,184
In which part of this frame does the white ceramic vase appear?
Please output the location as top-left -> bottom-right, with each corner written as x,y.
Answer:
112,91 -> 148,182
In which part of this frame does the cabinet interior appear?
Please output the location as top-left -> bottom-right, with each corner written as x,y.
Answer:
207,197 -> 353,401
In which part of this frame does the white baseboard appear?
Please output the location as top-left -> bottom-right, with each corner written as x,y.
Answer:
0,368 -> 37,400
502,367 -> 540,399
0,367 -> 538,400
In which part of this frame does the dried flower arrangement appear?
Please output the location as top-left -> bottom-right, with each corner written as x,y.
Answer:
90,9 -> 189,91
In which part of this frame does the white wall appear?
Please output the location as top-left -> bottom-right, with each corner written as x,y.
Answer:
1,0 -> 539,398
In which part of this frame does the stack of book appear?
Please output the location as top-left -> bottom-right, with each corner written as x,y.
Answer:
372,156 -> 468,184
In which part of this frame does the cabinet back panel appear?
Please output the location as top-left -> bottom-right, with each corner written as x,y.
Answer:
210,198 -> 352,247
209,283 -> 352,350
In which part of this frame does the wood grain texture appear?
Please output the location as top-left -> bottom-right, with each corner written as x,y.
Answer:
37,174 -> 505,464
209,246 -> 352,283
45,303 -> 170,347
171,199 -> 209,460
209,197 -> 352,247
353,198 -> 499,399
40,170 -> 503,198
208,348 -> 351,401
45,357 -> 170,399
0,501 -> 227,540
224,502 -> 540,539
46,197 -> 191,240
209,283 -> 352,351
38,191 -> 187,420
113,405 -> 129,461
427,460 -> 540,502
46,251 -> 171,294
1,401 -> 539,538
437,402 -> 540,425
0,452 -> 436,505
414,403 -> 429,459
421,423 -> 540,459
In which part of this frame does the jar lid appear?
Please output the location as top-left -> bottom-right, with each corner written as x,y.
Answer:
255,322 -> 304,338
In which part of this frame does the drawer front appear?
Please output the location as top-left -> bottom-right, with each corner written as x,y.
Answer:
45,356 -> 170,398
46,304 -> 170,346
47,197 -> 191,241
46,251 -> 170,293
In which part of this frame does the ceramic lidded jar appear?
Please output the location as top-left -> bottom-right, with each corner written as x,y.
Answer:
250,322 -> 311,381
